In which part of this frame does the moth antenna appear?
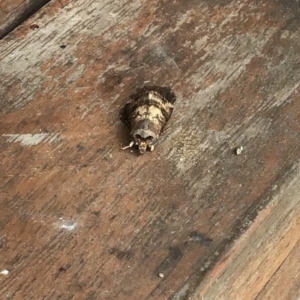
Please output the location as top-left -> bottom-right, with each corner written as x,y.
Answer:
121,141 -> 134,150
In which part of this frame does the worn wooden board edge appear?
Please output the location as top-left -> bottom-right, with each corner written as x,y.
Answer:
256,239 -> 300,300
190,161 -> 300,300
0,0 -> 51,39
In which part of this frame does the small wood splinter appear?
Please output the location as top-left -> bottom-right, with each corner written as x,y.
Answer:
120,85 -> 176,154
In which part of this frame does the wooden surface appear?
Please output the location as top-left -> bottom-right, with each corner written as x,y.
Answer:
257,239 -> 300,300
195,167 -> 300,299
0,0 -> 51,39
1,0 -> 300,299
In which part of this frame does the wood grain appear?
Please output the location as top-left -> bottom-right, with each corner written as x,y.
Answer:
1,0 -> 300,299
0,0 -> 54,39
256,239 -> 300,300
194,165 -> 300,299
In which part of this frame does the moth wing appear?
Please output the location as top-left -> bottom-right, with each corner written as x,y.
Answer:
154,86 -> 176,104
119,100 -> 135,127
120,85 -> 176,129
132,86 -> 176,104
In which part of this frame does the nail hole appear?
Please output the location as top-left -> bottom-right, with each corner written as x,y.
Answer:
30,24 -> 39,30
58,267 -> 66,272
58,263 -> 71,272
60,45 -> 67,49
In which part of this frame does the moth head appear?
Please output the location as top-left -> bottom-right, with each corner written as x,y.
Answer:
136,140 -> 147,154
131,129 -> 157,154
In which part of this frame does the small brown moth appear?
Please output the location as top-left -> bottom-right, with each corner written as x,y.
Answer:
120,85 -> 176,154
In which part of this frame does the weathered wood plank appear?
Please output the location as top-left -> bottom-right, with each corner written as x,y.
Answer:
194,167 -> 300,299
1,0 -> 300,299
0,0 -> 54,39
256,239 -> 300,300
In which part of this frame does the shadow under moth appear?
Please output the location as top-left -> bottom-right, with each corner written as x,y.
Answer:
120,85 -> 176,154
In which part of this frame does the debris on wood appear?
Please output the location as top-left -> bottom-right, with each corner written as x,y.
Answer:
235,146 -> 244,155
1,270 -> 9,275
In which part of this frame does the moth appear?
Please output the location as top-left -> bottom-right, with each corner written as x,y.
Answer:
120,85 -> 176,154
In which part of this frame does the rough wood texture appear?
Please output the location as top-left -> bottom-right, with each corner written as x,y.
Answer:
0,0 -> 51,39
256,239 -> 300,300
1,0 -> 300,299
195,167 -> 300,299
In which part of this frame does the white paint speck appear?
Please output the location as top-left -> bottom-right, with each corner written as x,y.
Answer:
1,270 -> 9,275
61,221 -> 76,231
2,133 -> 62,146
55,219 -> 77,231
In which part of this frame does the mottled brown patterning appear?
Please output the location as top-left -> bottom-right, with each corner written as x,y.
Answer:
120,86 -> 176,154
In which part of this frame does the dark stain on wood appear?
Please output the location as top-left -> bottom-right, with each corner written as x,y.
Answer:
108,247 -> 134,261
154,246 -> 183,277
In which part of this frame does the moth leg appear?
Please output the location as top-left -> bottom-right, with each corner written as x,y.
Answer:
121,141 -> 134,150
150,145 -> 155,152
